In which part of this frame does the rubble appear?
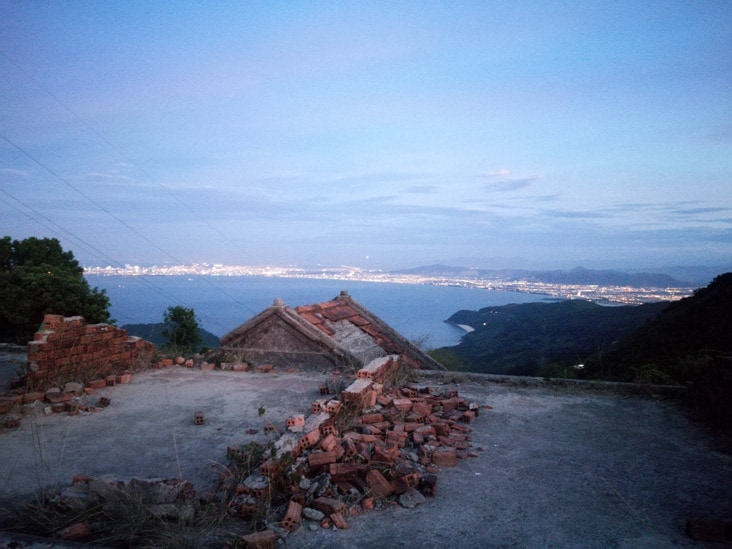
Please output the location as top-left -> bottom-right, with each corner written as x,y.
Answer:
4,350 -> 486,545
221,355 -> 485,536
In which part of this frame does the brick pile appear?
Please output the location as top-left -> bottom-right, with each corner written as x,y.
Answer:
225,354 -> 486,539
24,314 -> 155,392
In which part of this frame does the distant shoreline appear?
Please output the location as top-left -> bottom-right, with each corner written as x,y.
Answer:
83,267 -> 694,305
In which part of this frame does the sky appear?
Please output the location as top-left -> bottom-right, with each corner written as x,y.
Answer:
1,1 -> 731,271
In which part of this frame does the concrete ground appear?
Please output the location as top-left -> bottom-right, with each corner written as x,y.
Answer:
1,358 -> 731,548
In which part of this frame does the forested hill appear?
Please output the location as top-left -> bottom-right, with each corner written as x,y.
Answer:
122,323 -> 220,350
584,272 -> 732,384
430,272 -> 732,385
432,300 -> 668,377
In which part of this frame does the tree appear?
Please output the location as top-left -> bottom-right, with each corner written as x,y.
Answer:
0,236 -> 110,343
162,305 -> 202,354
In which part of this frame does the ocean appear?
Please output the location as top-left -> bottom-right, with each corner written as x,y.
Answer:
85,275 -> 550,349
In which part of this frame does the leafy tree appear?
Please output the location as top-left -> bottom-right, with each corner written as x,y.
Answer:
162,305 -> 202,354
0,236 -> 110,343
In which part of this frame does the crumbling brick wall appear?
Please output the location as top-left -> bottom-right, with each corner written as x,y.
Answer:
25,314 -> 155,391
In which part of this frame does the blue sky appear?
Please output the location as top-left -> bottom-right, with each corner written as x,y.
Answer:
1,1 -> 731,271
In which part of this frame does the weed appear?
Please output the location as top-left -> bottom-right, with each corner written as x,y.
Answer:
380,359 -> 416,390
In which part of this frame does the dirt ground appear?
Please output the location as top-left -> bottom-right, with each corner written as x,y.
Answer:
1,349 -> 731,548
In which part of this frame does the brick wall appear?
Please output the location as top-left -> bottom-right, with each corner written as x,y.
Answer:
25,314 -> 156,391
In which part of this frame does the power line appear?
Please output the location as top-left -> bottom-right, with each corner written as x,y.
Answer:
0,46 -> 255,264
0,187 -> 235,332
1,48 -> 261,325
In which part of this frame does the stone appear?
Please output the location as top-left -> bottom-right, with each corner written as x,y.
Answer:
64,381 -> 84,395
302,507 -> 325,521
398,487 -> 427,509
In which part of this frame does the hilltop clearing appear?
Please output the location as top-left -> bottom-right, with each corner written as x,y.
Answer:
1,363 -> 730,547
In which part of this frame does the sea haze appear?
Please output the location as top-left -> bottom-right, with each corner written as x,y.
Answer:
85,275 -> 551,349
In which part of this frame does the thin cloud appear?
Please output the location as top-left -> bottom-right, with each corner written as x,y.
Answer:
670,206 -> 730,216
0,168 -> 31,178
85,172 -> 135,183
538,208 -> 612,220
482,175 -> 543,193
480,168 -> 511,178
404,185 -> 438,194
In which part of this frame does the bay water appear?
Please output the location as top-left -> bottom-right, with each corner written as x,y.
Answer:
85,275 -> 549,350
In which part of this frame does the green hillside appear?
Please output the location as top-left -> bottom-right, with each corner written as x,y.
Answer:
432,300 -> 668,377
122,323 -> 220,351
431,272 -> 732,388
584,272 -> 732,384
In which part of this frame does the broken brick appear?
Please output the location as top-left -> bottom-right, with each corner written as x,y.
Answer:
360,412 -> 384,424
286,414 -> 306,430
391,398 -> 412,412
308,451 -> 338,468
319,433 -> 339,452
366,469 -> 394,498
280,499 -> 303,531
312,496 -> 346,516
330,511 -> 348,529
432,447 -> 458,467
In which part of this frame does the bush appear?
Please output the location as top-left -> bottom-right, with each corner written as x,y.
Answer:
0,236 -> 110,343
162,306 -> 203,354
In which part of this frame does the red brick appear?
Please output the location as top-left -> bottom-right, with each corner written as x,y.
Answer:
325,399 -> 341,414
412,402 -> 433,416
330,511 -> 348,529
385,431 -> 408,447
328,463 -> 369,483
88,379 -> 106,389
392,398 -> 413,412
366,469 -> 394,498
432,446 -> 458,467
298,429 -> 321,450
22,392 -> 45,404
312,496 -> 346,516
308,451 -> 338,468
371,443 -> 399,465
116,373 -> 132,384
45,391 -> 72,404
286,414 -> 305,429
363,389 -> 378,407
280,499 -> 302,531
319,433 -> 339,452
